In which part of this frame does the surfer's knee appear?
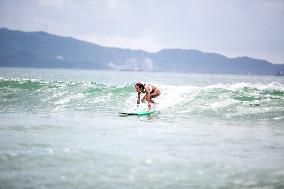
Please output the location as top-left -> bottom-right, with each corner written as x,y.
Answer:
151,91 -> 160,98
141,96 -> 146,103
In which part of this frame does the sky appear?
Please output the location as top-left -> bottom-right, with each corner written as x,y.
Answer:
0,0 -> 284,64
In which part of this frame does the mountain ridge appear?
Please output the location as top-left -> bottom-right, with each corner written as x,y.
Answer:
1,28 -> 283,75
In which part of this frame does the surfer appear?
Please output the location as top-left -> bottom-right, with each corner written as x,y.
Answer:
135,83 -> 161,110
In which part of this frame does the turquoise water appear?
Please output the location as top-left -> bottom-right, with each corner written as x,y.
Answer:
0,67 -> 284,189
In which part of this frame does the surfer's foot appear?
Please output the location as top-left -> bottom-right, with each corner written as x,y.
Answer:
148,103 -> 155,110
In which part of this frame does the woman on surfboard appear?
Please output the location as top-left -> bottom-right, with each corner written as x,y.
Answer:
135,83 -> 161,110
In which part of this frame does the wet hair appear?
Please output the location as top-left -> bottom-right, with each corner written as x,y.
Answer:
135,82 -> 144,90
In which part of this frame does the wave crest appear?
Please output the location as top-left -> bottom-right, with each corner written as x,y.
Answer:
1,79 -> 283,121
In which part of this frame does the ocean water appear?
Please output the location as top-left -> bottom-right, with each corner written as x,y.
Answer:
0,67 -> 284,189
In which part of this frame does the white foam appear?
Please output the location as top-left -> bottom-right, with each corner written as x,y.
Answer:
55,93 -> 84,105
204,82 -> 284,91
123,82 -> 284,113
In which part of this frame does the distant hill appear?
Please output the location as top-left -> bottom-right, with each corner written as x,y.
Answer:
1,28 -> 283,75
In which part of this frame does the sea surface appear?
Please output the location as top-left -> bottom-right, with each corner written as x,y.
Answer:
0,67 -> 284,189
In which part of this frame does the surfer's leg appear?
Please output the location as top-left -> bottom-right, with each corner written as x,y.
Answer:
150,90 -> 160,99
149,90 -> 160,104
149,98 -> 155,104
141,94 -> 155,104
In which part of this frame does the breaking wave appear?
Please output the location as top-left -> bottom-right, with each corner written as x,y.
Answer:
1,78 -> 284,121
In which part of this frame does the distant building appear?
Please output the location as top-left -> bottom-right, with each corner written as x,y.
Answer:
108,58 -> 154,72
278,70 -> 284,76
56,55 -> 64,61
142,58 -> 153,71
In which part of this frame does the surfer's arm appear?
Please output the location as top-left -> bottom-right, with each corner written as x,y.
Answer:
137,92 -> 141,105
141,88 -> 151,104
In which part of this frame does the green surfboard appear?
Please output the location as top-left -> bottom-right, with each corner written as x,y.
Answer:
119,110 -> 157,116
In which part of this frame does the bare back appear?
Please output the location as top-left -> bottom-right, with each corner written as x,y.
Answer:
144,84 -> 158,93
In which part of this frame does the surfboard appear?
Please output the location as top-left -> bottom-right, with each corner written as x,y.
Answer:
119,110 -> 157,116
